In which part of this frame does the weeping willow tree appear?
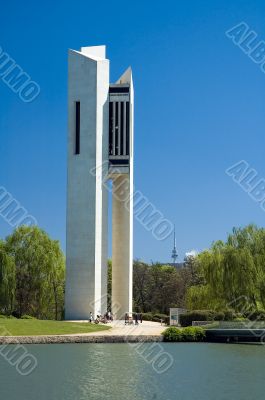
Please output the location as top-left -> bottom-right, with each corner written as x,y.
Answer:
186,225 -> 265,312
0,241 -> 16,314
5,226 -> 65,319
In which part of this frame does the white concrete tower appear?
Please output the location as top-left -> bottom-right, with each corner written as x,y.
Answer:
65,46 -> 109,320
65,45 -> 133,320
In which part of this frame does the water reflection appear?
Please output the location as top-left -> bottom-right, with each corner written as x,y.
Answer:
0,343 -> 265,400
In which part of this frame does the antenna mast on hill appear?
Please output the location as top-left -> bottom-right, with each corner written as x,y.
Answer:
171,225 -> 178,265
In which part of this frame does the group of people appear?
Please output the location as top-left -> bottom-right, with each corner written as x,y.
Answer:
88,311 -> 143,325
124,312 -> 143,325
89,311 -> 113,324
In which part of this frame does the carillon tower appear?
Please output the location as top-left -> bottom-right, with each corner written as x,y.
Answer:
65,45 -> 133,320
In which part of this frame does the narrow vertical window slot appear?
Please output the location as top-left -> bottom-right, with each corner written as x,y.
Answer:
113,102 -> 116,155
120,102 -> 124,156
118,102 -> 121,155
123,101 -> 127,155
75,101 -> 80,155
115,102 -> 119,155
126,102 -> 130,155
109,101 -> 114,155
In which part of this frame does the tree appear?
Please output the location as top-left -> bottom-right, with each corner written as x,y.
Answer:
0,241 -> 16,314
133,261 -> 187,314
5,226 -> 65,319
186,224 -> 263,313
133,260 -> 151,312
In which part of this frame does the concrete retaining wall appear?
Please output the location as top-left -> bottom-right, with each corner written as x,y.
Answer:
0,335 -> 163,344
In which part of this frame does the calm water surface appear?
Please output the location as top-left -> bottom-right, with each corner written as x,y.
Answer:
0,343 -> 264,400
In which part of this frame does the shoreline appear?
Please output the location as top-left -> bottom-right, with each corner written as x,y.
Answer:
0,334 -> 163,344
1,323 -> 264,344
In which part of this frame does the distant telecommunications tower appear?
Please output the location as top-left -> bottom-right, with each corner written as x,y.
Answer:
171,225 -> 178,265
65,45 -> 134,320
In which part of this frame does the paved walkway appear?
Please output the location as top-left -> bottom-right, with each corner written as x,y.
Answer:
67,320 -> 166,337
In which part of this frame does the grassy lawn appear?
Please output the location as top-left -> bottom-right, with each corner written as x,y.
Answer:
0,319 -> 111,336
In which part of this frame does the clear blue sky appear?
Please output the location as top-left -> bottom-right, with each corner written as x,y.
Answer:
1,0 -> 265,262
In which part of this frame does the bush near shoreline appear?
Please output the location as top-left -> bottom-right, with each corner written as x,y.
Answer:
163,326 -> 206,342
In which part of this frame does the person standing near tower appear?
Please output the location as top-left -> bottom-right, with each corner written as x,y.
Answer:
89,312 -> 93,323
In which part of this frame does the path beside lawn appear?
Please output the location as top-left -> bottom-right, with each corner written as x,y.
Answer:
69,320 -> 166,336
0,319 -> 165,343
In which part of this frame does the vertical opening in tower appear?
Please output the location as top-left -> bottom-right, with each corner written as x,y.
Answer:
75,101 -> 80,155
109,85 -> 130,165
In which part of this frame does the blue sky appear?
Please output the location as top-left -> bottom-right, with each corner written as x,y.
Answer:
1,0 -> 265,262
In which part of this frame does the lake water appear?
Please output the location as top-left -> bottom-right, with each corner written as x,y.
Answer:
0,343 -> 264,400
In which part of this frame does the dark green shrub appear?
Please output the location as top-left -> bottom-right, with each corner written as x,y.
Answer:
181,327 -> 196,341
152,313 -> 168,323
179,310 -> 228,326
182,327 -> 206,342
21,315 -> 36,320
234,317 -> 248,321
193,327 -> 206,341
163,327 -> 182,342
213,312 -> 225,321
141,313 -> 154,321
180,311 -> 214,327
188,327 -> 201,341
223,310 -> 234,321
11,312 -> 20,319
233,312 -> 244,319
0,315 -> 7,319
246,310 -> 265,321
163,326 -> 205,342
141,313 -> 169,324
179,312 -> 192,327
